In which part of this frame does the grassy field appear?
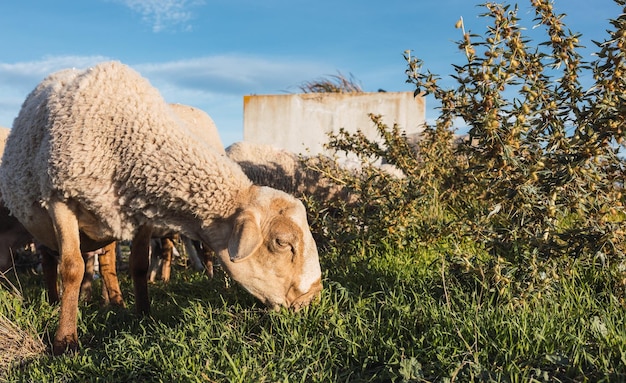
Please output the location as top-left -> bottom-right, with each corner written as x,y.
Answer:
3,2 -> 626,381
1,241 -> 625,382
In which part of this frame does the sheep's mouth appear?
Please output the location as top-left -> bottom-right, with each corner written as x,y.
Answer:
289,280 -> 323,311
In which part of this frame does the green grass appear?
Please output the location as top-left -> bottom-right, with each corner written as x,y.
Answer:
1,243 -> 625,382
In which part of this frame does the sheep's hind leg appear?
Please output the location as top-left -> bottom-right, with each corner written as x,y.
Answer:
199,242 -> 215,279
159,234 -> 177,283
80,251 -> 96,302
130,225 -> 153,316
47,200 -> 84,355
98,242 -> 125,307
40,246 -> 60,304
190,239 -> 214,278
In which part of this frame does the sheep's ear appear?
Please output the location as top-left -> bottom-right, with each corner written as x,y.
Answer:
228,212 -> 263,263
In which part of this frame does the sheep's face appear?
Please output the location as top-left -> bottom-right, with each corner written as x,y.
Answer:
218,187 -> 322,310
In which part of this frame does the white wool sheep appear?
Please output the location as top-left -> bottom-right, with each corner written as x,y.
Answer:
0,126 -> 33,273
0,61 -> 322,355
1,105 -> 215,288
226,141 -> 353,203
226,142 -> 410,204
1,126 -> 125,305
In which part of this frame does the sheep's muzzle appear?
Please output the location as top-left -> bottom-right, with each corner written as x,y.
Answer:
289,278 -> 323,311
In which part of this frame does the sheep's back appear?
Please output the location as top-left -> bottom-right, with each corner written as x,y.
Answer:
169,103 -> 225,154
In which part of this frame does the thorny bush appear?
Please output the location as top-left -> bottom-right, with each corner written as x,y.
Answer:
306,0 -> 626,289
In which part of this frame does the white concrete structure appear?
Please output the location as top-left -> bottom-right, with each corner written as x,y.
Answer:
243,91 -> 425,157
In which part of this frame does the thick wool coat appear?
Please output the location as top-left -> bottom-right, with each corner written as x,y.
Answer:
0,61 -> 250,243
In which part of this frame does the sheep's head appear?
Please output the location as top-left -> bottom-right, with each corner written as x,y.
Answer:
217,186 -> 322,310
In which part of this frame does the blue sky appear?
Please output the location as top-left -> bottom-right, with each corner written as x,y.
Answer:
0,1 -> 622,146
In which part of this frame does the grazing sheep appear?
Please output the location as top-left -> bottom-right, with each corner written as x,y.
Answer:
2,104 -> 215,293
0,127 -> 33,273
0,201 -> 32,273
226,141 -> 410,205
0,61 -> 322,355
1,125 -> 124,305
45,103 -> 221,293
226,141 -> 353,203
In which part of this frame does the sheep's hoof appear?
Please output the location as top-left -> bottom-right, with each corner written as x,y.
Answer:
109,296 -> 126,308
52,335 -> 79,356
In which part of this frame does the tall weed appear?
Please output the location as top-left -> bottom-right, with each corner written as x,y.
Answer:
311,1 -> 626,285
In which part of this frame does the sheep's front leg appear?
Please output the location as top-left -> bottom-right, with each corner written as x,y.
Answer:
48,200 -> 84,355
131,226 -> 153,316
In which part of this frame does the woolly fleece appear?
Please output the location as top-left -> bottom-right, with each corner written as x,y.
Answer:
169,103 -> 225,154
0,61 -> 251,243
226,141 -> 352,203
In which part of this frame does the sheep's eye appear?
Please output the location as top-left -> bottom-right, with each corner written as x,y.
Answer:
268,220 -> 297,254
270,234 -> 294,254
274,237 -> 290,249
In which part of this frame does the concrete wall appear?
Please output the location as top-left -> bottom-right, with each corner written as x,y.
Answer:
243,91 -> 425,157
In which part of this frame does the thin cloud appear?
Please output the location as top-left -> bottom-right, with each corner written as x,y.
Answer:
0,55 -> 333,137
113,0 -> 205,32
0,55 -> 111,87
0,55 -> 112,127
136,55 -> 333,95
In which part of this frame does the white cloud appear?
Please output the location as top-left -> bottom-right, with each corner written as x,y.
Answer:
0,54 -> 332,144
113,0 -> 205,32
135,55 -> 332,95
0,55 -> 112,128
135,55 -> 332,144
0,55 -> 111,86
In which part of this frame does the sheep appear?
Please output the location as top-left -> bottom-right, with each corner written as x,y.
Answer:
44,103 -> 221,297
2,104 -> 216,296
0,126 -> 32,273
0,61 -> 323,355
226,141 -> 353,203
3,81 -> 229,293
226,141 -> 412,205
3,118 -> 123,305
1,125 -> 125,306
